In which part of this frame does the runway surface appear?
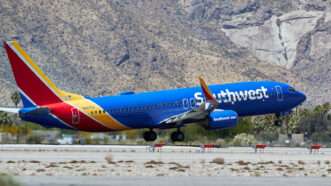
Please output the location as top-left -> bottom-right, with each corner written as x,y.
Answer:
15,176 -> 331,186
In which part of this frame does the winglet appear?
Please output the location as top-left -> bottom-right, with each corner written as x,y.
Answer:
198,76 -> 218,107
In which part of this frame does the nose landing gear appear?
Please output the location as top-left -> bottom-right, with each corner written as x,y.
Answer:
274,113 -> 283,127
274,119 -> 283,127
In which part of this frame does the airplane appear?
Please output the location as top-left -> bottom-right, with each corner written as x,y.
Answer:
0,40 -> 306,142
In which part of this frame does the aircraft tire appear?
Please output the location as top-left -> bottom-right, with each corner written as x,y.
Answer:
274,120 -> 282,127
143,130 -> 157,141
171,131 -> 185,142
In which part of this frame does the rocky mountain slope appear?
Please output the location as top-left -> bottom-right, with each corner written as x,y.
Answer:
0,0 -> 330,106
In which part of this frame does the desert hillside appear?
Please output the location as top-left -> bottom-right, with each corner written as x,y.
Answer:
1,0 -> 331,106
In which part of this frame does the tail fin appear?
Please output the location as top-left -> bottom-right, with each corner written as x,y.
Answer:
3,40 -> 75,107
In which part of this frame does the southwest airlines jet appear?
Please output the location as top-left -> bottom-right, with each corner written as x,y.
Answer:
1,40 -> 306,142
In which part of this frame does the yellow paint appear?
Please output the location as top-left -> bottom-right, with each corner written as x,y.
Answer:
199,76 -> 214,99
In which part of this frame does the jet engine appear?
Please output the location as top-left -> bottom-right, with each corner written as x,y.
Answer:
206,109 -> 238,130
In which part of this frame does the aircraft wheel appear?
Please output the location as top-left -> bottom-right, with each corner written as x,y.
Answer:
143,130 -> 157,142
274,120 -> 282,127
171,131 -> 185,142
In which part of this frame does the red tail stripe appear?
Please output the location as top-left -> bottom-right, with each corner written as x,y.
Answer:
4,43 -> 62,105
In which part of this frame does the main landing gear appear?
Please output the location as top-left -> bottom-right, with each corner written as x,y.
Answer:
142,128 -> 185,142
170,129 -> 185,142
143,129 -> 157,142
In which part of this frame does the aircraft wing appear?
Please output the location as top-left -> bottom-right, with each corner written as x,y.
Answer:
0,107 -> 20,113
158,77 -> 218,128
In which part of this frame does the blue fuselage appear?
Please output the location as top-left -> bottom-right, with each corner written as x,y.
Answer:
88,81 -> 306,129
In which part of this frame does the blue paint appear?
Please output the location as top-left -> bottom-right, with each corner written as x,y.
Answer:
89,81 -> 306,129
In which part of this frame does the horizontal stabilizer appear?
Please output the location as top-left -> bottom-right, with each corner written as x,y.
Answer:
0,107 -> 20,113
20,107 -> 50,116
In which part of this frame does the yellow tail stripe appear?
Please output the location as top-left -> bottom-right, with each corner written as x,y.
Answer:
10,41 -> 62,96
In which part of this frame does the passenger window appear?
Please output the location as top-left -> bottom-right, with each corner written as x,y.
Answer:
183,99 -> 189,109
190,98 -> 196,108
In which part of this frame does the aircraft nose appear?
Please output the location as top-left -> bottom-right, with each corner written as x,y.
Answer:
297,91 -> 306,103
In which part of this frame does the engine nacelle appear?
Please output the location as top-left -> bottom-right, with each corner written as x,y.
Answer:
206,109 -> 238,130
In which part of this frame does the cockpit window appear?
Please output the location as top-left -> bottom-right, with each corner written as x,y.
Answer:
288,87 -> 296,92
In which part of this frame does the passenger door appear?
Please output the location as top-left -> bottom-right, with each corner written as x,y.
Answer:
71,108 -> 80,125
275,86 -> 284,102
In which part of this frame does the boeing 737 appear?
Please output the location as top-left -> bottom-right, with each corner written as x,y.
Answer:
0,40 -> 306,142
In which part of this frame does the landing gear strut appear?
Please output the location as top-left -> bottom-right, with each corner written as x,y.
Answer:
274,113 -> 283,127
143,129 -> 157,142
171,129 -> 185,142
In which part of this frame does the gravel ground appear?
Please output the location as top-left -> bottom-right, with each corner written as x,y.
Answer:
0,145 -> 331,177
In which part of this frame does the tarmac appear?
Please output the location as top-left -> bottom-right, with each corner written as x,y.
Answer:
15,176 -> 331,186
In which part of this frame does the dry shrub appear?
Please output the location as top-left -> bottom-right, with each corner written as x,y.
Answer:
276,167 -> 284,171
69,160 -> 82,164
298,160 -> 305,165
168,162 -> 189,169
236,160 -> 250,166
30,160 -> 40,163
258,161 -> 274,165
145,160 -> 164,165
36,169 -> 45,172
169,166 -> 177,170
105,154 -> 115,164
177,169 -> 186,172
230,168 -> 239,172
243,166 -> 250,171
210,157 -> 225,165
45,163 -> 58,168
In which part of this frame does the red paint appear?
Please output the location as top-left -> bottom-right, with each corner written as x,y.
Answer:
255,144 -> 267,149
310,144 -> 321,150
48,102 -> 110,131
4,43 -> 62,105
203,144 -> 215,148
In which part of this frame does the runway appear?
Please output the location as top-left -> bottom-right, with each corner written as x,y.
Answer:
1,145 -> 331,185
15,176 -> 331,186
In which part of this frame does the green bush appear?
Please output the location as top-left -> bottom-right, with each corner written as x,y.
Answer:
231,133 -> 257,146
0,174 -> 20,186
